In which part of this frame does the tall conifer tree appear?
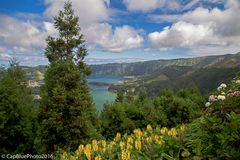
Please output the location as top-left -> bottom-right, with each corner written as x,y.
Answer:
0,61 -> 36,154
38,1 -> 98,152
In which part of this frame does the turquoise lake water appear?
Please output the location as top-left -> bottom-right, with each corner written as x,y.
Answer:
87,75 -> 124,110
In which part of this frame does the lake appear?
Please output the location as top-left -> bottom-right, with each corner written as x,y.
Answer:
87,75 -> 124,110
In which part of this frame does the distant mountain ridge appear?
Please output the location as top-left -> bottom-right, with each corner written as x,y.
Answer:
91,52 -> 240,76
92,52 -> 240,95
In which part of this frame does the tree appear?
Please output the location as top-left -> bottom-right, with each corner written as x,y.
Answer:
115,92 -> 124,103
37,1 -> 99,153
0,61 -> 37,154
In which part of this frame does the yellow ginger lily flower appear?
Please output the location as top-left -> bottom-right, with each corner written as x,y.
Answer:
95,155 -> 102,160
127,136 -> 133,151
76,144 -> 84,156
160,127 -> 168,135
147,124 -> 153,131
92,140 -> 98,152
84,144 -> 92,160
60,151 -> 68,160
120,141 -> 126,151
121,150 -> 131,160
134,128 -> 142,140
135,140 -> 142,151
115,132 -> 121,141
127,136 -> 133,144
101,140 -> 107,153
154,135 -> 163,145
168,128 -> 177,137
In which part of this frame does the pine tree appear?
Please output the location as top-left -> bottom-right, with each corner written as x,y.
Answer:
0,61 -> 37,154
37,1 -> 99,153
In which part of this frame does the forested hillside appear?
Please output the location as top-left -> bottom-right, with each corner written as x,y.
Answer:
91,52 -> 240,75
106,53 -> 240,95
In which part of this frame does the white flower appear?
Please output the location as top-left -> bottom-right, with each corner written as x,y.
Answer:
236,80 -> 240,84
205,102 -> 211,107
209,95 -> 217,102
221,92 -> 225,95
217,86 -> 222,91
217,95 -> 226,101
220,83 -> 227,88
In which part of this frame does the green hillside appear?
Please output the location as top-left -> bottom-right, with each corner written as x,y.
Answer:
106,53 -> 240,95
91,52 -> 240,75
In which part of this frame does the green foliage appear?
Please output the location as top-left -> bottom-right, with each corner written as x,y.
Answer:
0,61 -> 37,154
45,69 -> 240,159
115,92 -> 124,103
37,1 -> 99,153
183,74 -> 240,159
100,85 -> 204,139
184,112 -> 240,159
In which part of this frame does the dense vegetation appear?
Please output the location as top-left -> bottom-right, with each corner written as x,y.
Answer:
100,86 -> 204,139
58,73 -> 240,160
0,2 -> 240,160
0,61 -> 37,154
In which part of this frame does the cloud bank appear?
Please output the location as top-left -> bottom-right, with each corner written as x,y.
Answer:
43,0 -> 143,52
148,0 -> 240,55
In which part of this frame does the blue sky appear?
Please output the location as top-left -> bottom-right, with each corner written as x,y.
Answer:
0,0 -> 239,66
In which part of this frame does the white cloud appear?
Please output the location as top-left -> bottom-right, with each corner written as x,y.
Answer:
0,15 -> 61,66
148,21 -> 214,50
43,22 -> 58,36
84,24 -> 144,52
0,15 -> 47,53
43,0 -> 143,52
181,1 -> 240,37
44,0 -> 109,26
123,0 -> 181,12
148,0 -> 240,55
0,15 -> 60,54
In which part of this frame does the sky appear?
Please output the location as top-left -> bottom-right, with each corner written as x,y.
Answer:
0,0 -> 240,66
